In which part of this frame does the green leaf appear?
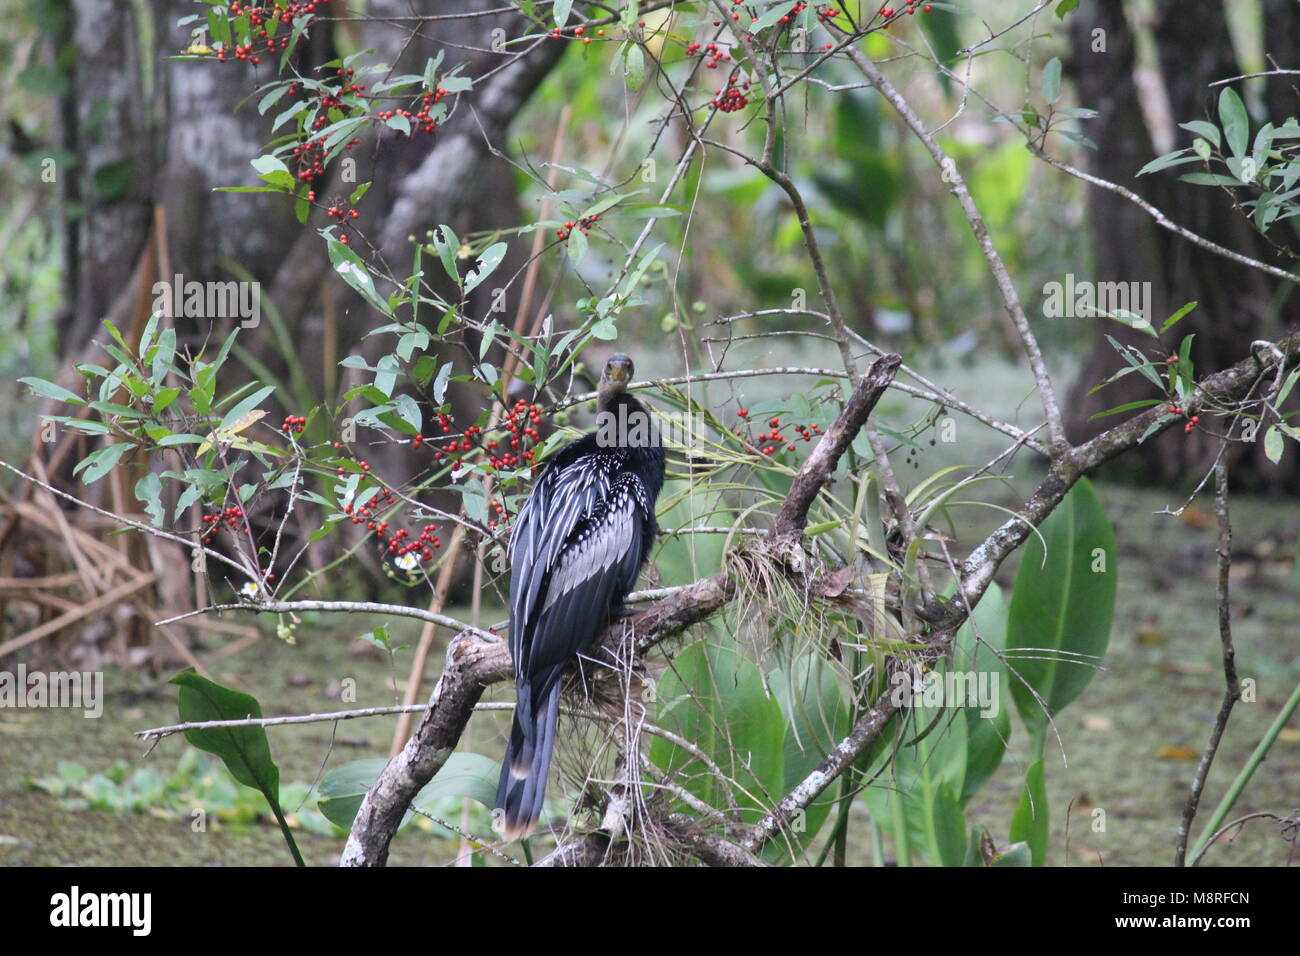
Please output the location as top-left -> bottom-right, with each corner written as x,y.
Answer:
463,242 -> 507,295
1218,87 -> 1249,159
553,0 -> 573,27
1055,0 -> 1079,18
411,752 -> 501,818
1263,425 -> 1283,463
74,442 -> 134,485
432,362 -> 452,404
217,384 -> 274,434
1041,57 -> 1062,105
1179,172 -> 1245,187
952,581 -> 1011,804
764,655 -> 849,862
650,639 -> 785,825
1179,120 -> 1221,149
566,227 -> 588,265
135,473 -> 164,527
1161,300 -> 1197,333
1275,367 -> 1300,409
1087,398 -> 1165,421
319,753 -> 503,832
1009,759 -> 1048,866
1136,150 -> 1196,177
1105,308 -> 1157,337
431,225 -> 461,285
863,698 -> 969,867
19,377 -> 85,405
624,44 -> 646,92
1005,479 -> 1116,746
170,670 -> 303,866
990,841 -> 1034,866
327,236 -> 394,316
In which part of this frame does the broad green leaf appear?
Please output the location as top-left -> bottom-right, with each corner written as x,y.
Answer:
1009,759 -> 1048,866
653,480 -> 731,586
763,655 -> 849,863
1180,120 -> 1221,149
1218,87 -> 1249,159
991,841 -> 1034,866
463,242 -> 507,295
19,377 -> 85,405
1136,150 -> 1195,177
170,669 -> 303,866
650,639 -> 785,825
135,473 -> 164,527
1041,57 -> 1062,105
319,753 -> 502,831
1005,478 -> 1116,745
1263,425 -> 1283,463
952,581 -> 1011,804
74,442 -> 134,484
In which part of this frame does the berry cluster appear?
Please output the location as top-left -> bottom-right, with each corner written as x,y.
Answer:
548,25 -> 606,45
555,214 -> 599,241
713,78 -> 752,113
326,203 -> 361,222
488,498 -> 510,530
200,505 -> 246,544
216,2 -> 322,63
879,2 -> 932,18
1166,404 -> 1202,434
777,2 -> 810,24
377,87 -> 448,135
339,486 -> 442,564
686,41 -> 732,69
280,414 -> 306,435
737,410 -> 821,455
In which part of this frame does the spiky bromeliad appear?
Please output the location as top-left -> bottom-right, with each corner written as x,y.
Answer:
495,354 -> 665,840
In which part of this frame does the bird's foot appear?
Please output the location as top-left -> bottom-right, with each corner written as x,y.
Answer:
609,604 -> 639,621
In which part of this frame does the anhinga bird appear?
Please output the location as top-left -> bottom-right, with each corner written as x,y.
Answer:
495,353 -> 665,840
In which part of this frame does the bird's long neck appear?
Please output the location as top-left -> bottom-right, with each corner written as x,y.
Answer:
597,391 -> 659,453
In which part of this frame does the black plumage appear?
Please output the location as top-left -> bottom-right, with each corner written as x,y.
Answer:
495,354 -> 665,840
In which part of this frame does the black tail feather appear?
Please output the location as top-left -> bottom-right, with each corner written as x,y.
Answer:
496,681 -> 562,840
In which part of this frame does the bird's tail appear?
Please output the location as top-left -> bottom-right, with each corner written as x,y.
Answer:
495,680 -> 563,841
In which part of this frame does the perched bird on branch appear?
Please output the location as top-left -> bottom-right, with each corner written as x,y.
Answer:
495,353 -> 665,840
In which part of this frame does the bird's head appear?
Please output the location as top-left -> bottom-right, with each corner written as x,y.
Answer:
598,353 -> 635,407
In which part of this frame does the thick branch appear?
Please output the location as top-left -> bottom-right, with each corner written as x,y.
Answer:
772,354 -> 901,538
734,333 -> 1299,856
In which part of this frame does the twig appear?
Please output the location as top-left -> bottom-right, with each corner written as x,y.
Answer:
1175,455 -> 1240,866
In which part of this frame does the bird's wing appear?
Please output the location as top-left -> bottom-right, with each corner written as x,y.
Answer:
523,471 -> 647,683
507,449 -> 613,667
